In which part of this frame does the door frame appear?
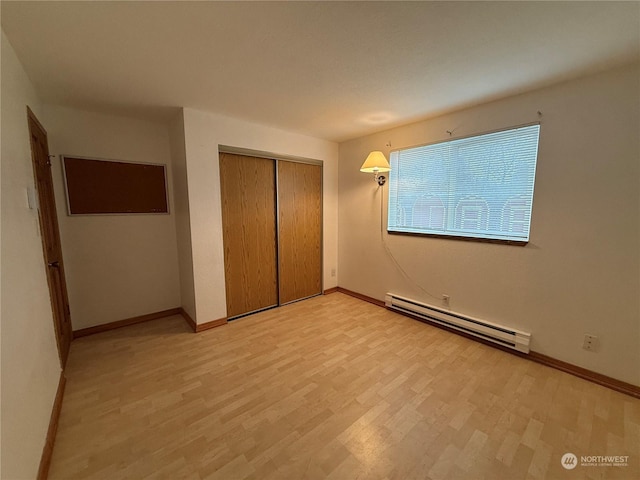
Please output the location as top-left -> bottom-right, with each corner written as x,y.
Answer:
27,107 -> 73,367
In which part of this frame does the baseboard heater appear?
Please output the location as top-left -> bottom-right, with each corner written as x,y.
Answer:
385,293 -> 531,353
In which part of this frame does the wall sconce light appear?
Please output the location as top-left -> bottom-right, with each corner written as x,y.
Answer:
360,151 -> 391,186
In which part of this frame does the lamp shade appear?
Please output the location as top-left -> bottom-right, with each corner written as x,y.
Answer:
360,151 -> 391,173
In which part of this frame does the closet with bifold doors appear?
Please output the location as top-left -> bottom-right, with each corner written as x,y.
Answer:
219,150 -> 322,320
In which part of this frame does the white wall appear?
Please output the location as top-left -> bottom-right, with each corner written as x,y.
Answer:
41,105 -> 181,330
0,31 -> 62,480
182,108 -> 339,323
339,63 -> 640,385
169,111 -> 196,321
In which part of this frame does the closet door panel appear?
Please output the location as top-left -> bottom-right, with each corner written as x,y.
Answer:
220,153 -> 278,318
278,161 -> 322,304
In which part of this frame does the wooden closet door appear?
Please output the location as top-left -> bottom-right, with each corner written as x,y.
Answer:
220,153 -> 278,318
278,161 -> 322,304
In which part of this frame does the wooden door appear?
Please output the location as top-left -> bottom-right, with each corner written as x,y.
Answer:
219,153 -> 278,318
278,161 -> 322,304
27,108 -> 72,367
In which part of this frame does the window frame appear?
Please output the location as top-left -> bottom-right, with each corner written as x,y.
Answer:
386,122 -> 541,245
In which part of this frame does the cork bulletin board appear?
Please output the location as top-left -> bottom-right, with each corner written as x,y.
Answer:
62,156 -> 168,215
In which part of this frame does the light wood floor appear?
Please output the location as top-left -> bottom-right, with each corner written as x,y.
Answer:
49,293 -> 639,479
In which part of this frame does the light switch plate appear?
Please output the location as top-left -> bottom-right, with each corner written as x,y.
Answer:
27,186 -> 39,210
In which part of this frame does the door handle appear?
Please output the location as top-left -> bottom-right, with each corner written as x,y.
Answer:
48,261 -> 60,268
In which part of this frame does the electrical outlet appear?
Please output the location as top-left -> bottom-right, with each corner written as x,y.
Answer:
583,334 -> 598,351
331,268 -> 336,277
442,294 -> 450,307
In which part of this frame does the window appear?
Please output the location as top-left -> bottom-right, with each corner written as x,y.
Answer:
388,124 -> 540,243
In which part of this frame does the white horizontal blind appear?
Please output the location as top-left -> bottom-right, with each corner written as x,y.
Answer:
388,124 -> 540,242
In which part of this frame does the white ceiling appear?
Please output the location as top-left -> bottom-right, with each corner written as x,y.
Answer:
2,1 -> 639,142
